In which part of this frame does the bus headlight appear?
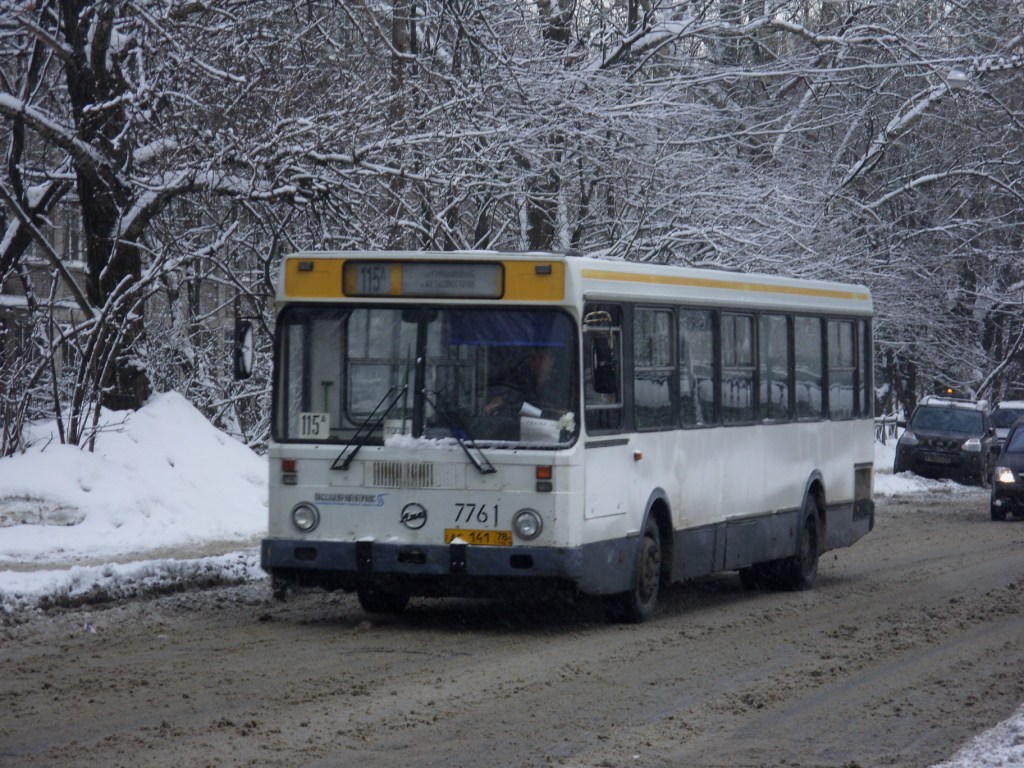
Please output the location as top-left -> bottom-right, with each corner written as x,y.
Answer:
513,509 -> 543,541
291,502 -> 320,532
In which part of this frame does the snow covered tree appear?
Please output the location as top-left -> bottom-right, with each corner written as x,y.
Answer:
3,0 -> 1024,453
1,0 -> 302,446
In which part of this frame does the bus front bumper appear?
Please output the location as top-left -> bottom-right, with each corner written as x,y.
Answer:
261,537 -> 634,598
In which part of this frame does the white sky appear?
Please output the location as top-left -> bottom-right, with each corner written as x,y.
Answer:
0,392 -> 1021,766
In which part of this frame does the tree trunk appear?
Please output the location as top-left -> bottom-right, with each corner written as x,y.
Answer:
62,0 -> 150,411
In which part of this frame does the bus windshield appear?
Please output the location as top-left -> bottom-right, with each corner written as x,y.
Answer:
273,305 -> 578,447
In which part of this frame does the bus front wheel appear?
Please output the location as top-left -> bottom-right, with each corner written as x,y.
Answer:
605,516 -> 662,623
271,575 -> 293,602
357,583 -> 410,614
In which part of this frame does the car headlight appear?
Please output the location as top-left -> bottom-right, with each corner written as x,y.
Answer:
512,508 -> 543,540
995,466 -> 1016,484
898,430 -> 918,446
291,502 -> 320,532
962,437 -> 982,452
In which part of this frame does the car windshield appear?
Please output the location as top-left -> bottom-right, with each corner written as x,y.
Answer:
910,406 -> 983,434
1006,428 -> 1024,453
992,408 -> 1024,429
273,305 -> 578,448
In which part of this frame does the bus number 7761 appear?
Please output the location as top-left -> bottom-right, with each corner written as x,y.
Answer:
454,502 -> 499,527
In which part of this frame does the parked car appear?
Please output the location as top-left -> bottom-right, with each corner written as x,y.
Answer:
894,395 -> 997,486
990,401 -> 1024,448
991,420 -> 1024,520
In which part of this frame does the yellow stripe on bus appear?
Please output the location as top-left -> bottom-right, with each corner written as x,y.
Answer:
580,268 -> 870,302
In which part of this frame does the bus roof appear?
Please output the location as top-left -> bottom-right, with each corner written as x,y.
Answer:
276,250 -> 873,316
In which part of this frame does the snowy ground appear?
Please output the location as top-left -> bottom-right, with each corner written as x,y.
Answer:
0,394 -> 1021,766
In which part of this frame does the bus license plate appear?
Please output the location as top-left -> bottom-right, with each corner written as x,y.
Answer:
444,529 -> 513,547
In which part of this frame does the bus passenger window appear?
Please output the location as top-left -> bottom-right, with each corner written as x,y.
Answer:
721,313 -> 755,424
795,316 -> 824,420
759,314 -> 791,422
859,319 -> 872,417
633,308 -> 675,430
679,309 -> 716,427
828,319 -> 856,420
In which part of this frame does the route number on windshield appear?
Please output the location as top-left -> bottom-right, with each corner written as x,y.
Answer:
298,412 -> 330,440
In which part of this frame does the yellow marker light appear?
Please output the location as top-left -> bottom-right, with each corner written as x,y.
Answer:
535,465 -> 553,493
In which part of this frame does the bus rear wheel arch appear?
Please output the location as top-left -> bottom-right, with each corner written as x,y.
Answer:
739,493 -> 822,592
773,494 -> 822,591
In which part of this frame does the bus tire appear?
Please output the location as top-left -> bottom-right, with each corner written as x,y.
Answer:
271,575 -> 293,602
605,516 -> 662,623
357,584 -> 410,614
775,497 -> 820,591
738,565 -> 763,591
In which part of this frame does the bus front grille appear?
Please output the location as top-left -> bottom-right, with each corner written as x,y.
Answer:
369,461 -> 459,488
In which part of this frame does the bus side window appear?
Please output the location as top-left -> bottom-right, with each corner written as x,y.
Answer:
721,312 -> 755,424
633,307 -> 675,430
858,319 -> 872,418
759,314 -> 792,422
828,319 -> 856,420
795,316 -> 824,420
679,308 -> 717,427
583,306 -> 623,433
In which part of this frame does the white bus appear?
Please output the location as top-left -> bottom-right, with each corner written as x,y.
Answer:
260,251 -> 874,621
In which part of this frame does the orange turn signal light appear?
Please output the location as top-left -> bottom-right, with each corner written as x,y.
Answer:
535,465 -> 553,480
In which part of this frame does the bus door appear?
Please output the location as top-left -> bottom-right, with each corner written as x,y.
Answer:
582,305 -> 631,520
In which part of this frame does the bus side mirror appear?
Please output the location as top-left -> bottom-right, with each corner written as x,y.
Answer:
591,335 -> 619,395
233,319 -> 254,380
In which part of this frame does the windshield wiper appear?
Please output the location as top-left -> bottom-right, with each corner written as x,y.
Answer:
332,385 -> 407,470
423,390 -> 496,475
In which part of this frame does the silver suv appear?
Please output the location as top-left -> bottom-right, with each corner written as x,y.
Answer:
894,396 -> 997,486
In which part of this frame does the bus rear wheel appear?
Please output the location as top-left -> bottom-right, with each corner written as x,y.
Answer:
774,498 -> 820,591
357,583 -> 410,614
605,516 -> 662,623
739,565 -> 765,590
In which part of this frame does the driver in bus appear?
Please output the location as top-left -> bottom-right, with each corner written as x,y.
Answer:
483,347 -> 558,417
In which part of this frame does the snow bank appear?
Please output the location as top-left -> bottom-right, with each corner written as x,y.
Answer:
0,391 -> 266,564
